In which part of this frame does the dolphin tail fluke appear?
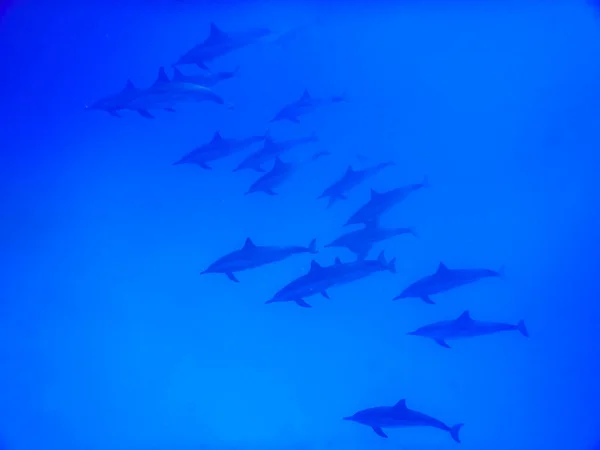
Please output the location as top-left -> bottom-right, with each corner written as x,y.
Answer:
516,320 -> 529,337
449,423 -> 464,443
408,227 -> 419,238
307,238 -> 318,254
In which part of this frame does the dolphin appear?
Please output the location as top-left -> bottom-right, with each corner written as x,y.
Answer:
325,221 -> 416,260
270,89 -> 346,124
343,399 -> 463,443
174,22 -> 271,70
344,176 -> 428,227
265,251 -> 396,308
245,157 -> 296,195
393,262 -> 503,304
233,132 -> 318,172
201,237 -> 317,282
173,130 -> 267,169
84,80 -> 141,117
124,67 -> 227,118
408,310 -> 529,348
318,161 -> 395,208
172,66 -> 240,88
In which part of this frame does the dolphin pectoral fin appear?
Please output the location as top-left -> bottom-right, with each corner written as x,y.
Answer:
164,107 -> 176,112
253,166 -> 266,173
372,427 -> 387,438
199,162 -> 212,170
226,272 -> 240,282
434,338 -> 450,349
108,110 -> 121,118
421,295 -> 435,304
137,109 -> 155,119
264,189 -> 278,196
295,299 -> 311,308
321,291 -> 330,299
287,116 -> 300,124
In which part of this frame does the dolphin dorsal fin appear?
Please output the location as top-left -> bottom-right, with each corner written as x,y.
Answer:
370,188 -> 380,199
272,157 -> 289,172
153,67 -> 170,86
309,260 -> 322,273
172,67 -> 184,81
123,80 -> 136,92
334,257 -> 342,265
300,89 -> 311,101
457,311 -> 472,323
243,238 -> 256,250
212,131 -> 223,142
394,399 -> 407,409
377,251 -> 386,264
436,262 -> 449,273
206,22 -> 229,44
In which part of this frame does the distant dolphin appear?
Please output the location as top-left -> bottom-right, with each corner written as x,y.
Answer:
201,237 -> 317,282
325,221 -> 416,260
394,262 -> 503,304
270,89 -> 346,124
318,161 -> 395,208
84,79 -> 141,117
343,398 -> 463,443
245,157 -> 296,196
344,177 -> 428,226
407,310 -> 529,348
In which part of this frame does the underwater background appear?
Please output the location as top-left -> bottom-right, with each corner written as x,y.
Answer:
1,0 -> 600,449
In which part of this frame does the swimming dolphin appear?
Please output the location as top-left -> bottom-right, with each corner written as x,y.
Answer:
233,132 -> 318,172
407,310 -> 528,348
84,80 -> 141,117
344,176 -> 428,227
173,130 -> 267,169
174,22 -> 271,70
201,237 -> 317,282
393,262 -> 503,304
245,157 -> 296,195
265,251 -> 396,307
326,221 -> 416,260
172,66 -> 240,88
318,161 -> 395,208
343,399 -> 463,443
270,89 -> 346,124
125,67 -> 227,118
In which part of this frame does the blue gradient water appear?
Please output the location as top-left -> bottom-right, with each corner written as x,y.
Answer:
1,1 -> 599,449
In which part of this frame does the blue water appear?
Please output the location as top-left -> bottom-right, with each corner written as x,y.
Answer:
1,1 -> 600,449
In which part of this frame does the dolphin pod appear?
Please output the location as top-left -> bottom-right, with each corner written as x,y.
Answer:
83,18 -> 530,447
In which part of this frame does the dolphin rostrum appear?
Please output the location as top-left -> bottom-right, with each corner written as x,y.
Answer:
270,89 -> 346,124
344,176 -> 428,226
173,130 -> 267,169
407,310 -> 529,348
343,399 -> 463,443
201,237 -> 317,282
325,221 -> 416,260
265,251 -> 396,307
318,161 -> 395,208
393,262 -> 503,304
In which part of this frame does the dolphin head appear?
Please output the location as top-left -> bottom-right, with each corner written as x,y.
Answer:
342,409 -> 375,426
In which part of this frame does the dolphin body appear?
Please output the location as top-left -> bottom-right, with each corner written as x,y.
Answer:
344,177 -> 428,227
125,67 -> 227,118
173,130 -> 267,169
393,262 -> 503,304
172,66 -> 240,88
408,310 -> 528,348
245,157 -> 296,195
85,80 -> 141,117
326,221 -> 416,260
265,251 -> 396,308
201,237 -> 317,282
318,162 -> 395,208
233,132 -> 318,172
343,399 -> 463,443
270,89 -> 346,124
174,22 -> 271,70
